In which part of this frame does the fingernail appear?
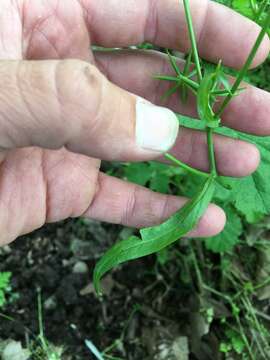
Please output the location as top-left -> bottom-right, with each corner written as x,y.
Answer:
136,98 -> 179,153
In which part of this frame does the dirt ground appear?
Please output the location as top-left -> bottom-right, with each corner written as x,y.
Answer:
0,219 -> 231,360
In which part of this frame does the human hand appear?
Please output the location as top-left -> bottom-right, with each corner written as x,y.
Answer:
0,0 -> 269,245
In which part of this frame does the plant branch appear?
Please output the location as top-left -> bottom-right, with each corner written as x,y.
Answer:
164,153 -> 209,178
216,11 -> 270,118
207,128 -> 217,175
183,0 -> 202,82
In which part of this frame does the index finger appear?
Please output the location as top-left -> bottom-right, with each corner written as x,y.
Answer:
80,0 -> 270,68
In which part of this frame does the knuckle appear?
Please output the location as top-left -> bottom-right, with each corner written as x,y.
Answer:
53,59 -> 106,150
122,185 -> 138,226
54,59 -> 104,111
158,194 -> 171,224
0,61 -> 33,149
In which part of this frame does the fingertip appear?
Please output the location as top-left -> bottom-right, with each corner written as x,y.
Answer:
250,32 -> 270,69
242,143 -> 261,175
227,141 -> 261,177
189,204 -> 226,238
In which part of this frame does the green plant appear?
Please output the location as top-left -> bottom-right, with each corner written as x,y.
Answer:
0,272 -> 12,308
93,0 -> 270,294
29,289 -> 64,360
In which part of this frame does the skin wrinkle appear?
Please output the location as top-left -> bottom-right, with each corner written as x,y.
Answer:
52,0 -> 85,58
35,28 -> 61,58
0,150 -> 42,239
93,55 -> 111,82
0,161 -> 16,242
83,171 -> 102,219
196,0 -> 210,53
152,53 -> 171,105
144,0 -> 159,45
42,149 -> 98,221
157,192 -> 171,227
0,0 -> 23,59
23,0 -> 89,60
15,62 -> 44,147
40,149 -> 49,226
79,0 -> 105,45
84,172 -> 129,224
0,63 -> 28,149
0,108 -> 20,151
52,61 -> 83,150
184,130 -> 202,170
122,184 -> 138,226
62,165 -> 93,219
23,6 -> 53,59
77,0 -> 96,40
20,0 -> 25,58
52,61 -> 67,142
64,63 -> 106,154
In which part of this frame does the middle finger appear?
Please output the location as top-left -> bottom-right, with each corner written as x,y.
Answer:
95,49 -> 270,136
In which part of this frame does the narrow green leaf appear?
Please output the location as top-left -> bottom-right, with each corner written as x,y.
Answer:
140,175 -> 216,242
187,69 -> 197,78
218,72 -> 233,95
154,74 -> 199,92
181,50 -> 193,102
161,83 -> 181,102
153,75 -> 180,82
94,176 -> 216,294
213,87 -> 245,97
166,49 -> 182,77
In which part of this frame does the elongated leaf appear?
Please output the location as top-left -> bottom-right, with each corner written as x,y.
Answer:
161,83 -> 181,102
180,115 -> 270,223
218,72 -> 233,95
154,75 -> 180,82
181,50 -> 193,103
94,176 -> 216,294
166,49 -> 182,77
197,73 -> 220,128
140,175 -> 216,242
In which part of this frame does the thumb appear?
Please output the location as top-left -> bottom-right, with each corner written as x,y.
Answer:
0,60 -> 179,161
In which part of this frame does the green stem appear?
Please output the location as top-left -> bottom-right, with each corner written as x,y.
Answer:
242,295 -> 269,356
254,275 -> 270,291
154,74 -> 199,90
207,128 -> 217,175
183,0 -> 203,82
183,0 -> 218,175
203,284 -> 255,360
37,289 -> 44,340
249,0 -> 259,16
255,0 -> 269,22
216,11 -> 270,118
190,244 -> 204,293
165,153 -> 209,178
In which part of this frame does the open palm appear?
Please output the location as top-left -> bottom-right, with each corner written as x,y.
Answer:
0,0 -> 269,245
